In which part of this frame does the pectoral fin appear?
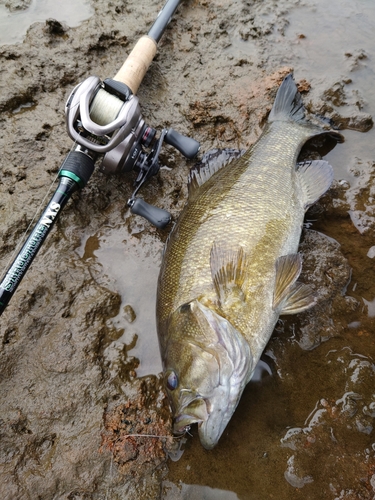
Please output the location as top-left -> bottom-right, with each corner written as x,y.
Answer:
273,254 -> 316,314
210,243 -> 247,310
297,160 -> 334,209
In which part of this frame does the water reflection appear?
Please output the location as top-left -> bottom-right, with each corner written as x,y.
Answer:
284,455 -> 313,488
162,481 -> 240,500
76,225 -> 164,377
0,0 -> 93,45
249,359 -> 272,383
363,297 -> 375,317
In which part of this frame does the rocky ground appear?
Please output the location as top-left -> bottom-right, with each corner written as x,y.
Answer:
0,0 -> 374,499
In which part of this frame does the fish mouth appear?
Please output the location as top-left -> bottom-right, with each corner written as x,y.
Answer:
172,388 -> 240,450
173,398 -> 235,450
173,396 -> 209,434
198,418 -> 225,450
168,301 -> 254,449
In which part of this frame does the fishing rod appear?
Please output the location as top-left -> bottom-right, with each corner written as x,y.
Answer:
0,0 -> 200,316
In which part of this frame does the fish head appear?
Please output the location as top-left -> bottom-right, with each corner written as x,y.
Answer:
162,299 -> 253,449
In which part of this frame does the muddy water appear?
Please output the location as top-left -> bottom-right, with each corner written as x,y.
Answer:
0,0 -> 93,45
0,0 -> 374,498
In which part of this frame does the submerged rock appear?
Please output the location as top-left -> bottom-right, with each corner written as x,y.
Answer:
281,348 -> 375,498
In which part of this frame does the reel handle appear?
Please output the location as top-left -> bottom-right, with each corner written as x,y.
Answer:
128,198 -> 171,229
165,128 -> 200,159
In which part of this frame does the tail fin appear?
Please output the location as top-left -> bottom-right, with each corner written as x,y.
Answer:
268,74 -> 306,124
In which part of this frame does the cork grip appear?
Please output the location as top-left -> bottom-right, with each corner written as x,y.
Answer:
114,36 -> 158,94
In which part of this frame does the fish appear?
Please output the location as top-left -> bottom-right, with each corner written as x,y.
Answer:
156,74 -> 343,450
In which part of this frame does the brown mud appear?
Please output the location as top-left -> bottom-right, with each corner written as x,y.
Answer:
0,0 -> 374,499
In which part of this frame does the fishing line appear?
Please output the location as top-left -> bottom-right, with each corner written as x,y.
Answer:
112,433 -> 181,440
2,139 -> 80,273
104,450 -> 114,500
89,88 -> 123,126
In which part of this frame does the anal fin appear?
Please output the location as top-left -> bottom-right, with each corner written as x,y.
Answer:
273,254 -> 316,314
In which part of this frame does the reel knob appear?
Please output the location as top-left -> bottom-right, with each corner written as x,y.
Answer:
128,198 -> 171,229
165,128 -> 200,159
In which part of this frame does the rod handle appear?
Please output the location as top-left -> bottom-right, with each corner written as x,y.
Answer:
114,36 -> 157,95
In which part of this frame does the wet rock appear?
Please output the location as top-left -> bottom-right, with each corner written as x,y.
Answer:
123,304 -> 137,323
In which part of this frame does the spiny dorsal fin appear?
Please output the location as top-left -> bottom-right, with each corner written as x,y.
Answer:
273,253 -> 316,314
210,243 -> 247,310
297,160 -> 334,209
268,74 -> 306,124
188,148 -> 245,197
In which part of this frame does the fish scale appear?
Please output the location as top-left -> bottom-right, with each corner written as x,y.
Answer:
156,74 -> 343,449
158,121 -> 306,334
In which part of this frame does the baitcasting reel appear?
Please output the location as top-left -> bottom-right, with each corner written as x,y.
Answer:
0,0 -> 194,314
65,75 -> 200,228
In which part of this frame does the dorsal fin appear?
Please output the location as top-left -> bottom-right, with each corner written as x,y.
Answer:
188,148 -> 245,197
268,74 -> 306,124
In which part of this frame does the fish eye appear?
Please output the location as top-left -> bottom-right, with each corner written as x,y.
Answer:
165,370 -> 178,391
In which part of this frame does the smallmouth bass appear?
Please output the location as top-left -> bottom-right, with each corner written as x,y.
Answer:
156,74 -> 343,449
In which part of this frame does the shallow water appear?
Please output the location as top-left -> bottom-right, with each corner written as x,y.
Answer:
227,0 -> 375,184
0,0 -> 93,45
76,224 -> 164,377
282,0 -> 375,184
